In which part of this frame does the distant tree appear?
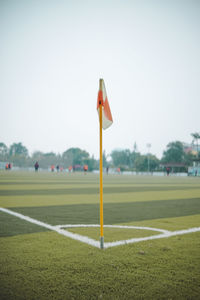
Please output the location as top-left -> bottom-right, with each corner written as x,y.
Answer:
133,142 -> 138,153
62,148 -> 89,166
111,149 -> 131,169
191,132 -> 200,143
184,151 -> 197,166
62,149 -> 73,166
191,132 -> 200,156
43,152 -> 57,159
32,151 -> 44,162
83,156 -> 98,171
0,142 -> 8,159
134,155 -> 147,171
162,141 -> 185,164
149,155 -> 160,171
9,142 -> 28,157
30,151 -> 58,169
134,154 -> 159,172
8,142 -> 29,167
43,152 -> 58,167
130,149 -> 140,169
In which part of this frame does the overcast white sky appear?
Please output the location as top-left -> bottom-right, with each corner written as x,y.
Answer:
0,0 -> 199,159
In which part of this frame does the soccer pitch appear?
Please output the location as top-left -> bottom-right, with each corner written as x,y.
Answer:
0,171 -> 200,299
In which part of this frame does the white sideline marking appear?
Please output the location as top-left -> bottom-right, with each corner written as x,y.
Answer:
1,207 -> 200,249
104,227 -> 200,249
0,207 -> 99,248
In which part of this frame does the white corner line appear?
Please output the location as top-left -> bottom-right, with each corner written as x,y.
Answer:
56,224 -> 170,234
103,227 -> 200,249
1,207 -> 200,249
0,207 -> 100,248
0,207 -> 55,231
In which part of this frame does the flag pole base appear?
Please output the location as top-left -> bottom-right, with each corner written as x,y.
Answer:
100,236 -> 104,249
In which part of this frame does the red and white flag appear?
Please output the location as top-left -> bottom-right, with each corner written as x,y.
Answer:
97,79 -> 113,130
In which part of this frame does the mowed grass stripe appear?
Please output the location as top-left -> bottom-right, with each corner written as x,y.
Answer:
1,189 -> 200,208
0,181 -> 99,186
8,197 -> 200,226
0,179 -> 199,186
125,214 -> 200,231
0,184 -> 99,191
0,182 -> 199,190
1,172 -> 200,186
0,172 -> 98,182
1,184 -> 200,196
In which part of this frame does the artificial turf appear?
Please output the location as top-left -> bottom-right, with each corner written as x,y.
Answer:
0,171 -> 200,299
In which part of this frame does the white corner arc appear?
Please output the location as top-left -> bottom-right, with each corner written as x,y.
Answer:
1,207 -> 200,249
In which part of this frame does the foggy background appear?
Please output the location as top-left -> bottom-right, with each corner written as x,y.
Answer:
1,0 -> 199,158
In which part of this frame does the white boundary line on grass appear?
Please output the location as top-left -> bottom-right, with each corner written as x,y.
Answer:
0,207 -> 99,248
1,207 -> 200,249
55,224 -> 170,234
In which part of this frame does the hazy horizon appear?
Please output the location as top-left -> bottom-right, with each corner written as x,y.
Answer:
1,0 -> 199,159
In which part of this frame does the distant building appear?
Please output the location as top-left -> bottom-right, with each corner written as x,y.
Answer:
188,163 -> 200,176
183,142 -> 198,155
183,142 -> 200,176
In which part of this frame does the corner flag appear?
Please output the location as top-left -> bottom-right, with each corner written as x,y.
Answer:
97,79 -> 113,130
97,79 -> 113,249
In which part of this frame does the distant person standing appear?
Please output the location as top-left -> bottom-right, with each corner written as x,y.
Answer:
51,165 -> 55,172
166,167 -> 170,176
83,165 -> 88,174
56,165 -> 60,172
34,161 -> 39,172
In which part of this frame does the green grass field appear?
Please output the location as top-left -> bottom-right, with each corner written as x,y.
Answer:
0,171 -> 200,299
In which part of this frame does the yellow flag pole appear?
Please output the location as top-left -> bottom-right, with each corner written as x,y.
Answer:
99,79 -> 104,249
